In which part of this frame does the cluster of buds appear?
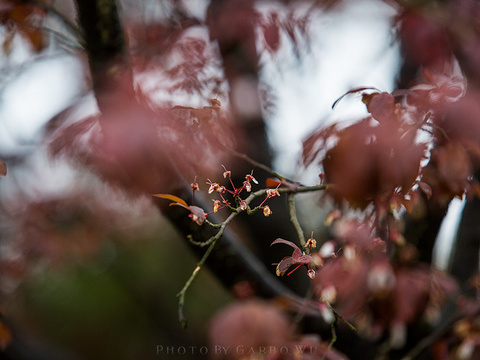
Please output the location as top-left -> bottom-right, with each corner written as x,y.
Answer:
188,166 -> 280,222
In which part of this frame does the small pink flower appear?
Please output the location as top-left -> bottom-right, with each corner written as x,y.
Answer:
222,165 -> 232,179
306,237 -> 317,249
267,188 -> 280,198
239,200 -> 248,211
243,181 -> 252,192
188,206 -> 206,226
245,173 -> 258,184
213,199 -> 222,213
263,205 -> 272,217
207,180 -> 220,194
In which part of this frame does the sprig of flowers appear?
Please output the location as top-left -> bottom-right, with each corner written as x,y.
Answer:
153,165 -> 327,327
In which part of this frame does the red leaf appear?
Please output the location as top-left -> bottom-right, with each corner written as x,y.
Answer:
364,92 -> 396,123
0,159 -> 6,177
262,13 -> 280,52
276,257 -> 294,276
271,238 -> 301,252
417,181 -> 433,199
265,178 -> 282,188
0,320 -> 11,351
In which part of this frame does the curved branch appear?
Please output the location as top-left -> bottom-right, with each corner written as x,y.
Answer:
74,0 -> 133,104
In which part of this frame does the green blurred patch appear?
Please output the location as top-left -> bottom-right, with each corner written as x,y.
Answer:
15,217 -> 232,360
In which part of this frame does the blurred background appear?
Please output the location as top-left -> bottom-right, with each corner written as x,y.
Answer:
0,0 -> 452,359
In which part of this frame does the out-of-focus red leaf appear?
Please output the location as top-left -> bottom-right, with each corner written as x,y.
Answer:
207,0 -> 259,67
471,182 -> 480,199
0,320 -> 11,351
323,120 -> 425,208
301,124 -> 337,167
265,178 -> 282,188
430,142 -> 472,197
3,4 -> 47,52
437,92 -> 480,147
417,181 -> 433,199
262,13 -> 280,52
208,300 -> 293,360
397,11 -> 452,68
364,92 -> 396,123
0,159 -> 6,177
265,178 -> 299,191
393,267 -> 431,325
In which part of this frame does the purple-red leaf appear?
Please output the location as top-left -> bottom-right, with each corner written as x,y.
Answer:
271,238 -> 301,251
271,238 -> 312,276
276,256 -> 294,276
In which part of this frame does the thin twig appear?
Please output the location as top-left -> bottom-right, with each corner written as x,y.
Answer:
204,219 -> 222,229
329,303 -> 357,332
287,193 -> 306,247
177,214 -> 233,327
226,147 -> 296,183
329,318 -> 338,349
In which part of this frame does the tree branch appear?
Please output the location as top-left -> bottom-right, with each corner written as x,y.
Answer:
74,0 -> 133,103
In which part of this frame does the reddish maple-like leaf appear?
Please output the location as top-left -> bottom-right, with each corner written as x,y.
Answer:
423,141 -> 472,198
436,92 -> 480,149
271,238 -> 312,276
323,119 -> 425,208
397,11 -> 452,69
363,92 -> 396,123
